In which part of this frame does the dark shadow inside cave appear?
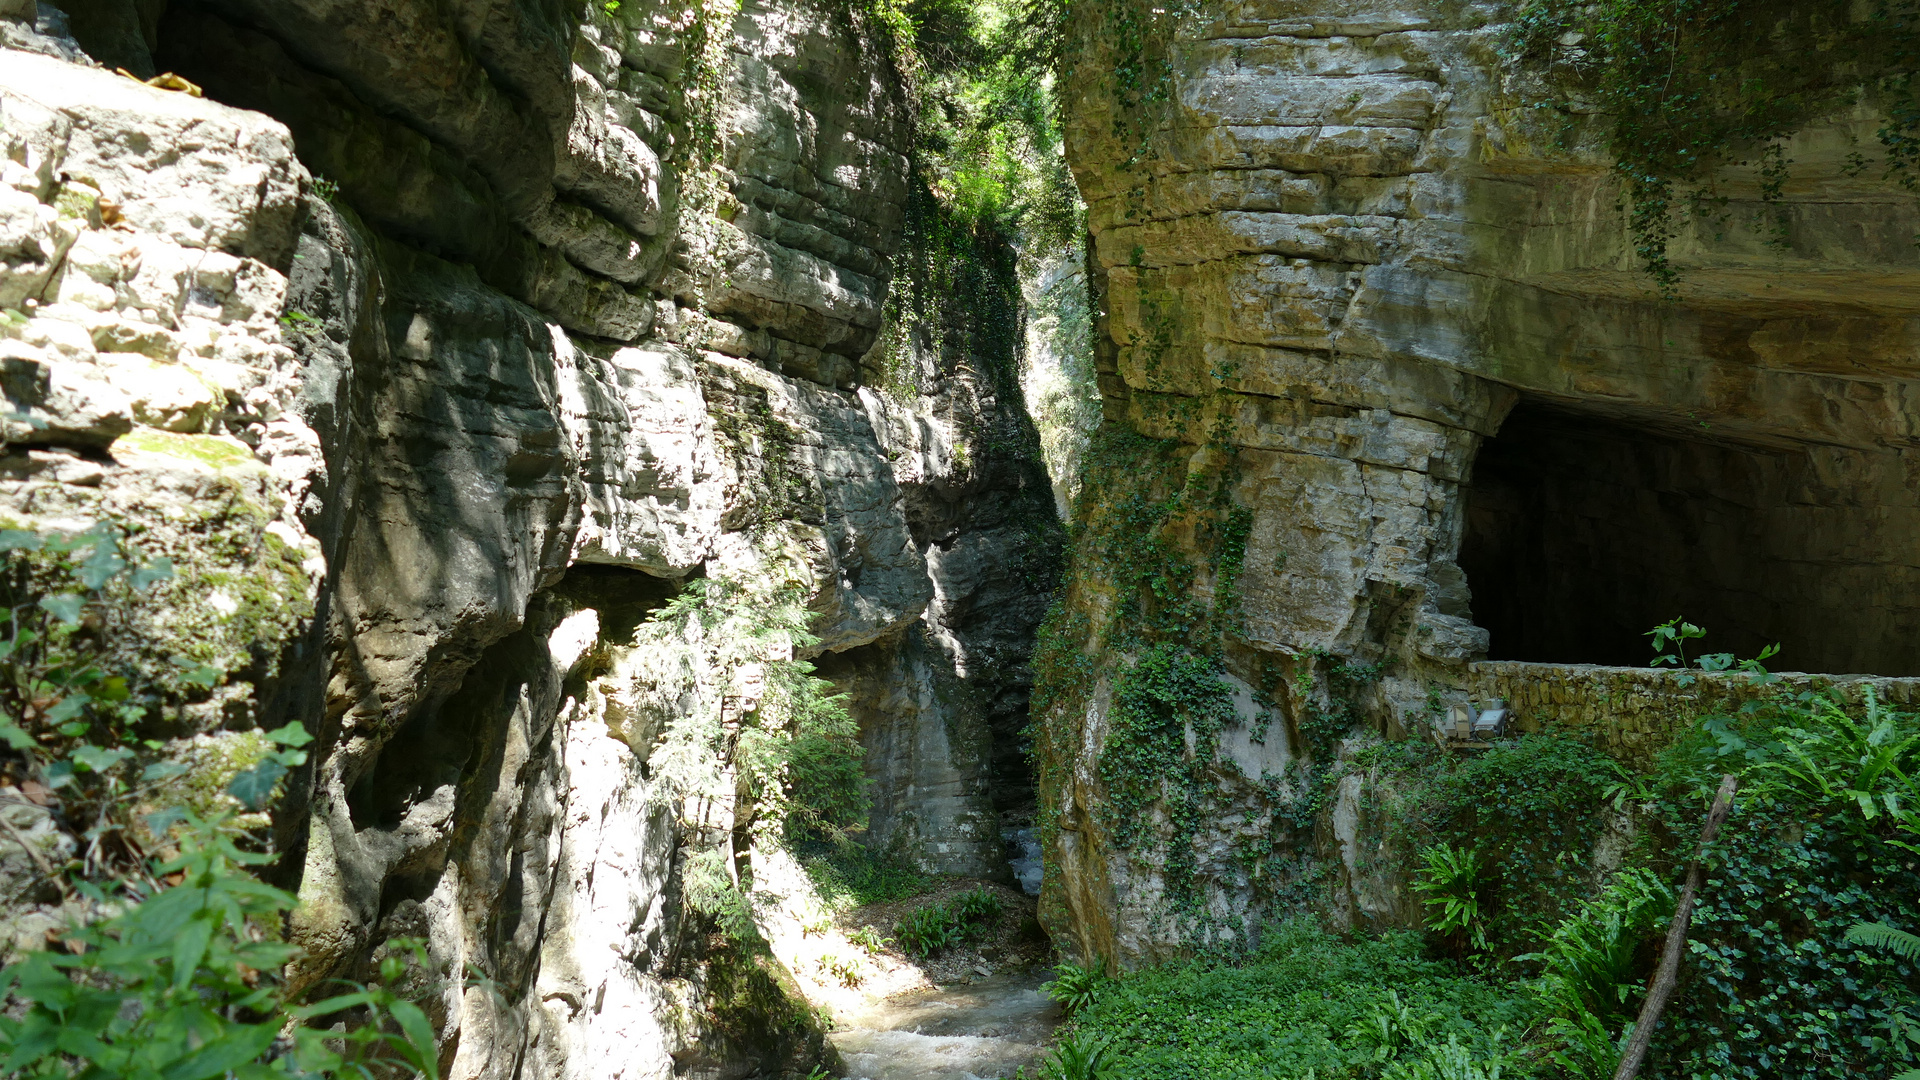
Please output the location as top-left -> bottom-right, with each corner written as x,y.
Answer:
1459,400 -> 1920,676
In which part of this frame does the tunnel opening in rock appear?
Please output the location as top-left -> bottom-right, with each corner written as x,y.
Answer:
1459,400 -> 1920,676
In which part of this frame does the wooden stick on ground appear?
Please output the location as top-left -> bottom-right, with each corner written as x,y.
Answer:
1612,773 -> 1739,1080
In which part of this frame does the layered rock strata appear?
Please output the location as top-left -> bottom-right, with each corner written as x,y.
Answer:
0,3 -> 1056,1077
1043,0 -> 1920,965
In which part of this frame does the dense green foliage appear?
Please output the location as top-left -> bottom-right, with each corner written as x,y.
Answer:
1523,867 -> 1675,1078
0,526 -> 433,1078
0,817 -> 439,1080
1412,736 -> 1621,958
869,0 -> 1080,401
1410,843 -> 1490,954
1066,920 -> 1534,1079
1508,0 -> 1920,290
1044,960 -> 1106,1018
1626,688 -> 1920,1078
1028,425 -> 1255,932
1040,673 -> 1920,1079
793,837 -> 932,909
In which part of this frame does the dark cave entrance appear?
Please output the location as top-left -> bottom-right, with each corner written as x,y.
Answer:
1458,400 -> 1920,676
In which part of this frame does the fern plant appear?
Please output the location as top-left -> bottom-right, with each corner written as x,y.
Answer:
1412,844 -> 1489,952
1850,922 -> 1920,1080
1044,961 -> 1105,1018
894,905 -> 962,957
1755,689 -> 1920,827
1850,921 -> 1920,960
1521,867 -> 1676,1079
1034,1030 -> 1112,1080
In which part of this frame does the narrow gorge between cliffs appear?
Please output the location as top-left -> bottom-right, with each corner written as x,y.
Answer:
0,1 -> 1917,1079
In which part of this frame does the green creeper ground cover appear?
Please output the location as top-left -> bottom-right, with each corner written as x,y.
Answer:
1069,920 -> 1535,1080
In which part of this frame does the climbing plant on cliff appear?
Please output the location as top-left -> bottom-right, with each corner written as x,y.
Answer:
1028,422 -> 1253,931
1508,0 -> 1920,291
1007,0 -> 1204,159
634,576 -> 869,843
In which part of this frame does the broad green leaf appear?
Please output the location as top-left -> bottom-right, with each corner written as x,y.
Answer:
141,762 -> 190,783
142,807 -> 187,836
169,916 -> 215,992
265,722 -> 313,748
157,1021 -> 276,1080
0,530 -> 43,552
292,991 -> 376,1017
70,745 -> 132,773
226,760 -> 286,811
388,998 -> 441,1080
76,544 -> 125,590
130,557 -> 174,590
36,595 -> 83,624
0,1018 -> 61,1070
0,720 -> 34,751
52,1023 -> 114,1065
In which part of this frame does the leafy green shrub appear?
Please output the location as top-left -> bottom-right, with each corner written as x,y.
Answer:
636,577 -> 870,844
1654,802 -> 1919,1078
1412,735 -> 1619,955
949,885 -> 1001,924
1379,1033 -> 1513,1080
1069,920 -> 1534,1079
683,848 -> 759,945
1847,922 -> 1920,1079
1033,1029 -> 1113,1080
0,524 -> 307,820
0,815 -> 439,1079
1593,688 -> 1920,1078
0,522 -> 436,1078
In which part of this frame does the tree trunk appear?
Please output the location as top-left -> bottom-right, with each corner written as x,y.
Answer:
1612,773 -> 1739,1080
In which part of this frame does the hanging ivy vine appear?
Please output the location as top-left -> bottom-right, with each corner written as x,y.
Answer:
1507,0 -> 1920,292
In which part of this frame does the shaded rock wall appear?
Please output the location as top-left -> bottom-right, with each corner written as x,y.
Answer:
0,2 -> 1057,1076
1042,0 -> 1920,966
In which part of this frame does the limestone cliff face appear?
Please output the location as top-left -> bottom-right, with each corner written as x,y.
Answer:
0,2 -> 1055,1076
1043,0 -> 1920,965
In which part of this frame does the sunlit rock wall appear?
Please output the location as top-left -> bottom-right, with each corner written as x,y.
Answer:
0,1 -> 1055,1075
1043,0 -> 1920,966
